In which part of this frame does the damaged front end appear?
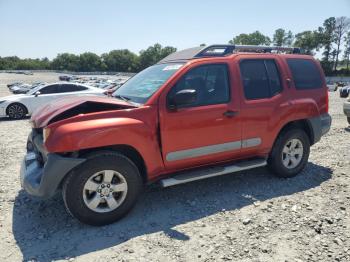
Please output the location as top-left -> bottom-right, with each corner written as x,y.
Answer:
31,96 -> 137,128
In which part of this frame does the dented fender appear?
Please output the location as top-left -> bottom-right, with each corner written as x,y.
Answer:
45,117 -> 164,178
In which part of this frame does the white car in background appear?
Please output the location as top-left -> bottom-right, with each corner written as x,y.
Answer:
0,82 -> 106,119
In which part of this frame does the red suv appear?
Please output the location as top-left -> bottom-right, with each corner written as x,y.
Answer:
21,45 -> 331,225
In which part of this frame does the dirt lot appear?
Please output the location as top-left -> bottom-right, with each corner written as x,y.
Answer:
0,72 -> 349,262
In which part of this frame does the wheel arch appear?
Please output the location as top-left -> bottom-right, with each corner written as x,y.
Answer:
6,102 -> 29,115
76,144 -> 148,184
275,119 -> 314,146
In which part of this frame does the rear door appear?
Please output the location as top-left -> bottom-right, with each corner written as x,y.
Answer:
237,55 -> 291,154
159,62 -> 242,171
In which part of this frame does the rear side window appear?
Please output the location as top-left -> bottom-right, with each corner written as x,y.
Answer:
240,59 -> 282,100
287,59 -> 322,90
58,84 -> 88,93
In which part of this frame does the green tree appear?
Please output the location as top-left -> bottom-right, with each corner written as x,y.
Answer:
51,53 -> 80,71
138,43 -> 176,70
229,31 -> 271,45
294,30 -> 322,55
333,16 -> 350,71
320,17 -> 336,66
79,52 -> 103,72
273,28 -> 294,46
343,31 -> 350,71
0,56 -> 21,70
101,49 -> 138,72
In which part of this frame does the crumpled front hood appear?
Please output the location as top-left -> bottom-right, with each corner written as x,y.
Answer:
31,95 -> 136,128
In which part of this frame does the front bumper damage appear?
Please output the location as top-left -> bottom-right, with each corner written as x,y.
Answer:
20,130 -> 85,199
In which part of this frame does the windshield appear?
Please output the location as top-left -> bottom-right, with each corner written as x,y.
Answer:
27,84 -> 44,95
113,63 -> 184,104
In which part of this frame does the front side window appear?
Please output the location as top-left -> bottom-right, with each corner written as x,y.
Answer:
39,84 -> 59,94
113,63 -> 184,104
240,59 -> 282,100
168,64 -> 230,108
287,59 -> 322,90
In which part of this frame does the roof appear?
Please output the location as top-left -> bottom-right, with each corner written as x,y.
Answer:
157,46 -> 204,63
158,44 -> 301,64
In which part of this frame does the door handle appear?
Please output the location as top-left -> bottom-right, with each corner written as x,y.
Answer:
223,110 -> 239,118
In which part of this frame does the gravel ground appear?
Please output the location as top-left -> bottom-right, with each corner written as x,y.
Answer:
0,73 -> 349,262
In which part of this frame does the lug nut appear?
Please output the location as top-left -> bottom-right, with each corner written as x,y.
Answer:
101,184 -> 105,188
97,189 -> 101,193
100,194 -> 104,197
107,184 -> 110,188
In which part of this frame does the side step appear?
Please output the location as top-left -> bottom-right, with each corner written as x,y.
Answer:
160,158 -> 267,187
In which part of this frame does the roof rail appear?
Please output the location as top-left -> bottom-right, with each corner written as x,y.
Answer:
195,44 -> 301,57
158,44 -> 302,64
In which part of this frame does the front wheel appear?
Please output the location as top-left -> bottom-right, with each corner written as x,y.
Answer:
7,103 -> 26,119
268,129 -> 310,178
62,152 -> 143,226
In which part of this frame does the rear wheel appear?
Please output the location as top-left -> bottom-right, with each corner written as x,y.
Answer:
268,129 -> 310,178
62,152 -> 143,226
7,103 -> 27,119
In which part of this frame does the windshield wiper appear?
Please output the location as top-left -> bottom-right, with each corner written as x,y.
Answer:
115,94 -> 131,102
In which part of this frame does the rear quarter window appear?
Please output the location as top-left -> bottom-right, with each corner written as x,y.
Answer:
287,59 -> 323,90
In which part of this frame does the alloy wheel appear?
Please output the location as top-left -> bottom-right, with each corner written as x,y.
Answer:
281,138 -> 304,169
82,170 -> 128,213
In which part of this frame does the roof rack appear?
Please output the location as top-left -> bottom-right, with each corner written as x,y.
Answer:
195,44 -> 301,57
158,44 -> 301,64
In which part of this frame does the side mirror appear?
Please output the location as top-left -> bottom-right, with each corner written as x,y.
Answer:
169,89 -> 197,109
34,91 -> 41,97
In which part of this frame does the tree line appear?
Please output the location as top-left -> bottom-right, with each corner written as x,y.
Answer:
229,16 -> 350,75
0,44 -> 176,73
0,16 -> 349,75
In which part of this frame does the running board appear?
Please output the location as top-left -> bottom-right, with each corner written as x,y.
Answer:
160,158 -> 267,187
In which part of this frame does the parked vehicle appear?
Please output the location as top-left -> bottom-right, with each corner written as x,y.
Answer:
59,75 -> 72,81
343,97 -> 350,124
20,45 -> 331,226
0,82 -> 105,119
7,82 -> 23,88
339,85 -> 350,98
9,82 -> 46,94
11,83 -> 33,94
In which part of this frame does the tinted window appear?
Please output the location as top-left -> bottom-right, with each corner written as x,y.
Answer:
240,60 -> 270,100
240,59 -> 282,100
265,60 -> 282,95
287,59 -> 322,89
58,84 -> 87,93
168,64 -> 230,107
40,84 -> 59,94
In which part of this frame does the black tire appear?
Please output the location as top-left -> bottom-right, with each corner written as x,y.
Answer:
7,103 -> 27,119
268,129 -> 310,178
347,117 -> 350,125
62,151 -> 143,226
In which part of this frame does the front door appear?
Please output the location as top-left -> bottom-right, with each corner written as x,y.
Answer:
159,63 -> 242,171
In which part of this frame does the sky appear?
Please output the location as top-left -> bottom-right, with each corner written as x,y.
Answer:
0,0 -> 350,59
